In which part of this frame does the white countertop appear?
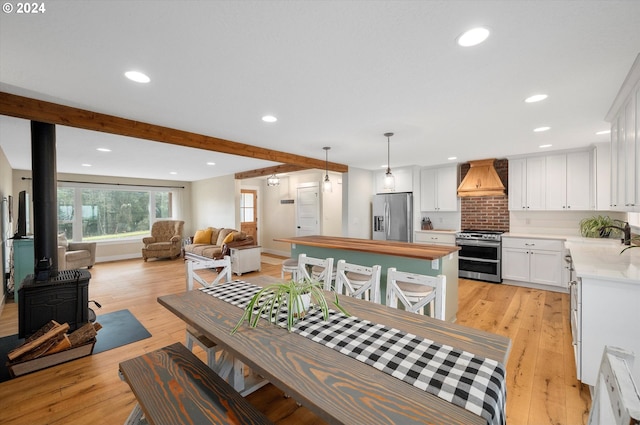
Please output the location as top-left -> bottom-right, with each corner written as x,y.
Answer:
565,238 -> 640,283
503,233 -> 639,283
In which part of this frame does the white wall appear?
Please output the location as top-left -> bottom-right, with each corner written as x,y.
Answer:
509,210 -> 628,236
342,167 -> 373,238
244,170 -> 345,257
244,174 -> 295,256
321,171 -> 342,236
190,174 -> 236,235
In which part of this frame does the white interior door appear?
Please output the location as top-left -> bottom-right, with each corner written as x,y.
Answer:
296,185 -> 320,236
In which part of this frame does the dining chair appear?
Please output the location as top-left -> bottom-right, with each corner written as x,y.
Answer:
386,267 -> 446,320
185,255 -> 232,369
334,260 -> 382,303
297,254 -> 334,290
587,346 -> 640,425
185,255 -> 232,291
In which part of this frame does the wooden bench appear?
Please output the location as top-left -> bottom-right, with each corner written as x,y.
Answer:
119,342 -> 273,425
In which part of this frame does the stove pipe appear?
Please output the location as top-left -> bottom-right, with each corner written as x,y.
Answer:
31,121 -> 58,279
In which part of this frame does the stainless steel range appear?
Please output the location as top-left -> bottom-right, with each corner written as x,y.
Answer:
456,229 -> 504,283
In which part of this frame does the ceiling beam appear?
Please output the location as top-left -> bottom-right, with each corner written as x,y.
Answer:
235,164 -> 310,179
0,92 -> 349,173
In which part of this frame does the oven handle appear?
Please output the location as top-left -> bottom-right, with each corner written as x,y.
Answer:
459,256 -> 500,263
456,239 -> 501,248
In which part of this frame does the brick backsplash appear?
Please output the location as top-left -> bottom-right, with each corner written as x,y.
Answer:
459,159 -> 509,232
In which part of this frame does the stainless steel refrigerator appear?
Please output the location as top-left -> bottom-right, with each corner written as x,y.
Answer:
372,192 -> 413,242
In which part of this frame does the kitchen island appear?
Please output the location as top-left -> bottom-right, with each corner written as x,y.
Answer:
565,238 -> 640,387
274,235 -> 459,322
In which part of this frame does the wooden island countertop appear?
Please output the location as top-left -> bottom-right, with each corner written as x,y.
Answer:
274,235 -> 458,261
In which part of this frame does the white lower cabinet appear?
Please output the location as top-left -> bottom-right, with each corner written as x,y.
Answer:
501,237 -> 565,289
576,276 -> 640,386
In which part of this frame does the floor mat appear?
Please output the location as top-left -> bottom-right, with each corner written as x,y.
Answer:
260,255 -> 286,265
0,309 -> 151,382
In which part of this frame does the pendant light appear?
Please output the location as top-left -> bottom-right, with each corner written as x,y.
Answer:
322,146 -> 332,192
267,174 -> 280,186
383,132 -> 395,191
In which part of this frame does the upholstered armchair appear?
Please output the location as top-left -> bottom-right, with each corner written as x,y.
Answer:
142,220 -> 185,261
57,234 -> 97,270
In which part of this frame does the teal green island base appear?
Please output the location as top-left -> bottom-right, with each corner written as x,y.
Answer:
278,237 -> 459,322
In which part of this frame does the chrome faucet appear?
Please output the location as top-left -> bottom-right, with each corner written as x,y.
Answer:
600,221 -> 632,246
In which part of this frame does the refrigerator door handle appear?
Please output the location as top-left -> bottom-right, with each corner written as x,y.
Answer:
385,201 -> 390,238
406,195 -> 412,242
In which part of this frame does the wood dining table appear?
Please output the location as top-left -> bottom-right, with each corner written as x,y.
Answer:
158,276 -> 511,425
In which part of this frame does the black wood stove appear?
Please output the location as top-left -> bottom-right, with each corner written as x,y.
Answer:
18,121 -> 91,338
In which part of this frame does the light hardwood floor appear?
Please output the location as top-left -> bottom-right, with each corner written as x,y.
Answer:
0,256 -> 590,424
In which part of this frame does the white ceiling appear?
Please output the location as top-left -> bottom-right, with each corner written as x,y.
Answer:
1,1 -> 639,182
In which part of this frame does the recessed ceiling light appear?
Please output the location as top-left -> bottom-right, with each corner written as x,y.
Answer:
596,130 -> 611,135
169,171 -> 177,175
456,27 -> 490,47
448,156 -> 457,161
539,144 -> 553,148
525,94 -> 548,103
262,115 -> 277,123
125,71 -> 150,83
82,163 -> 92,167
534,126 -> 551,132
97,148 -> 111,152
206,161 -> 216,166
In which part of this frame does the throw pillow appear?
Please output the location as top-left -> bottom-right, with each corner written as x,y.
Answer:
222,232 -> 235,245
58,233 -> 69,250
193,228 -> 212,244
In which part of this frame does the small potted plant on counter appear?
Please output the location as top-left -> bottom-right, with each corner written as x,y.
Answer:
231,278 -> 350,334
579,215 -> 625,238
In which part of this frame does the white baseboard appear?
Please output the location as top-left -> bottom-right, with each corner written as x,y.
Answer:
501,279 -> 569,294
95,253 -> 142,263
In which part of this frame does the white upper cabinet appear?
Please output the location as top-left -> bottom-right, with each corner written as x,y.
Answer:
508,156 -> 546,210
509,151 -> 593,211
419,165 -> 458,212
546,151 -> 593,210
606,54 -> 639,211
374,166 -> 414,194
565,150 -> 594,210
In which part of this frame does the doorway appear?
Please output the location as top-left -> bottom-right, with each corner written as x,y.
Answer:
240,189 -> 258,243
296,184 -> 320,236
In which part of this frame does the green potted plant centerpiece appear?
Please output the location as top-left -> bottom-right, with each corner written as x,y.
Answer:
579,215 -> 625,238
231,278 -> 349,334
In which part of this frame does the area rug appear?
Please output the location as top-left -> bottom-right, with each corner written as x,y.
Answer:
0,309 -> 151,383
260,254 -> 286,265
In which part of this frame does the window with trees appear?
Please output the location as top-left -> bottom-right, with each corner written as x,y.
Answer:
57,184 -> 175,242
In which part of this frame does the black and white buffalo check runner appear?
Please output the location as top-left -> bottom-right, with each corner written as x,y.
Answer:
201,281 -> 506,425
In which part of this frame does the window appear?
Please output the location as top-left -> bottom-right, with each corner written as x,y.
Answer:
240,191 -> 256,222
629,212 -> 639,229
57,184 -> 177,242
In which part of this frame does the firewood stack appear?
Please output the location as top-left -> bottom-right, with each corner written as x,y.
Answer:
7,320 -> 102,364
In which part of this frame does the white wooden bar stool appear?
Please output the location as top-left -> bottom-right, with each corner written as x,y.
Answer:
297,254 -> 334,290
386,267 -> 446,320
334,260 -> 382,303
281,257 -> 299,281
